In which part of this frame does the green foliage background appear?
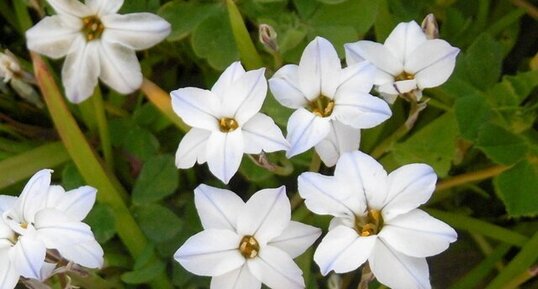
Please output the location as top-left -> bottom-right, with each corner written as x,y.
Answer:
0,0 -> 537,288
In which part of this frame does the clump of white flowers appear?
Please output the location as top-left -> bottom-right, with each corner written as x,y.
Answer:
0,169 -> 103,289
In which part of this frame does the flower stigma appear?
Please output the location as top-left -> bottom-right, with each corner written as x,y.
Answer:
308,95 -> 334,117
82,16 -> 105,41
239,235 -> 260,258
218,117 -> 239,133
355,209 -> 383,237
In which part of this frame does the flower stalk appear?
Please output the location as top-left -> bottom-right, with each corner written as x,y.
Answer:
226,0 -> 264,70
435,165 -> 509,192
91,87 -> 114,169
140,78 -> 189,132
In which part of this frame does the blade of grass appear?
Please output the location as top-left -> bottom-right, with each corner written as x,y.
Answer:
0,141 -> 70,189
226,0 -> 263,70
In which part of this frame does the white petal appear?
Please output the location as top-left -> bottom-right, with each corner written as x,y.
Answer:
383,21 -> 427,63
211,264 -> 261,289
101,13 -> 170,50
171,87 -> 219,130
175,128 -> 211,168
378,79 -> 417,96
335,61 -> 375,96
34,209 -> 94,248
268,221 -> 321,258
0,196 -> 17,214
248,246 -> 304,289
314,226 -> 376,276
9,234 -> 45,280
57,239 -> 104,268
334,151 -> 388,210
0,219 -> 14,247
86,0 -> 123,15
47,0 -> 92,17
344,41 -> 402,81
368,240 -> 431,289
268,64 -> 309,109
98,42 -> 142,95
382,164 -> 436,221
61,37 -> 100,103
286,108 -> 331,158
379,209 -> 457,258
315,120 -> 361,167
0,253 -> 18,289
16,169 -> 52,224
242,113 -> 288,154
332,92 -> 391,129
406,40 -> 460,89
237,187 -> 290,244
298,172 -> 363,217
222,68 -> 267,125
206,130 -> 244,184
46,185 -> 96,221
211,61 -> 246,96
298,37 -> 341,100
25,15 -> 80,59
174,229 -> 244,276
194,184 -> 245,231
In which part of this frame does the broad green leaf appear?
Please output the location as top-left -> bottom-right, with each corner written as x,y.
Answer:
119,0 -> 160,13
487,70 -> 538,107
494,160 -> 538,217
121,244 -> 167,284
158,1 -> 220,42
476,124 -> 528,165
309,0 -> 378,35
61,163 -> 85,190
292,0 -> 320,19
312,25 -> 356,57
461,33 -> 503,91
192,11 -> 239,70
134,204 -> 183,243
393,113 -> 459,177
110,119 -> 160,162
374,0 -> 395,41
454,95 -> 492,141
132,155 -> 179,205
85,203 -> 117,243
316,0 -> 347,4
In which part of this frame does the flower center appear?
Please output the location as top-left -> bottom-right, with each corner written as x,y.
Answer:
355,209 -> 383,237
239,235 -> 260,259
395,71 -> 415,81
82,16 -> 105,41
308,95 -> 334,117
218,117 -> 239,133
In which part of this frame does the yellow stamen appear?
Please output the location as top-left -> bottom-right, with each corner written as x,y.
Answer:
355,209 -> 384,236
81,16 -> 105,41
218,117 -> 239,132
309,95 -> 334,117
239,235 -> 260,259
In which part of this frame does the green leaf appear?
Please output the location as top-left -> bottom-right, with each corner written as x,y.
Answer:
487,70 -> 538,107
309,0 -> 378,36
393,113 -> 459,177
476,124 -> 528,165
61,163 -> 85,190
121,244 -> 167,285
132,155 -> 179,205
311,25 -> 356,57
494,160 -> 538,217
85,203 -> 117,243
134,204 -> 183,243
316,0 -> 347,4
158,1 -> 220,42
454,95 -> 492,141
192,11 -> 239,70
461,33 -> 504,91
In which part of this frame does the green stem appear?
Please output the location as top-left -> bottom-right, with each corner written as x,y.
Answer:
91,87 -> 114,169
470,233 -> 504,272
502,266 -> 538,289
31,53 -> 173,289
226,0 -> 263,70
0,1 -> 20,34
140,78 -> 189,132
435,165 -> 509,192
13,0 -> 33,31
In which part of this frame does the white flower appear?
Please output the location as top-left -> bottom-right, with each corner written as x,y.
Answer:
25,0 -> 171,103
345,21 -> 460,103
298,151 -> 457,289
0,50 -> 21,83
268,37 -> 391,166
171,61 -> 288,184
0,169 -> 103,288
174,185 -> 321,289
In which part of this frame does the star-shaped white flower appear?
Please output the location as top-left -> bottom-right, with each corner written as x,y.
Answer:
0,169 -> 103,288
171,61 -> 288,184
345,21 -> 460,103
298,151 -> 457,289
174,185 -> 321,289
268,37 -> 391,166
26,0 -> 171,103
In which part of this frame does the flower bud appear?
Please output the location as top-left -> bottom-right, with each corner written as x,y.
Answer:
0,49 -> 22,83
421,13 -> 439,39
259,24 -> 279,53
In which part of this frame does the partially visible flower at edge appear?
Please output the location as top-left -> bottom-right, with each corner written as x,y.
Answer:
298,151 -> 457,289
345,20 -> 460,104
171,61 -> 288,184
25,0 -> 171,103
0,169 -> 103,289
269,36 -> 392,166
174,184 -> 321,289
0,50 -> 22,83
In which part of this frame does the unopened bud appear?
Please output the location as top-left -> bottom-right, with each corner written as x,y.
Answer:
421,14 -> 439,40
259,24 -> 279,53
